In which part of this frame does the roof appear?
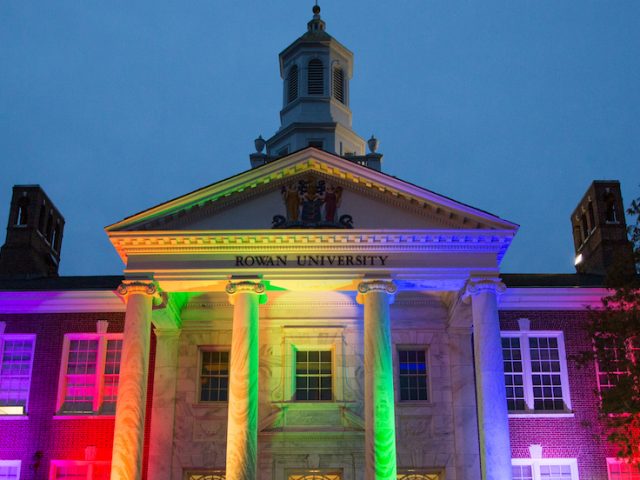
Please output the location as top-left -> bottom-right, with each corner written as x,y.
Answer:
0,275 -> 123,291
501,273 -> 606,288
0,273 -> 609,291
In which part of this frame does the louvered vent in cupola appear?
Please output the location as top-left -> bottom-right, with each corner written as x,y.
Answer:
308,59 -> 324,95
287,65 -> 298,103
332,67 -> 344,104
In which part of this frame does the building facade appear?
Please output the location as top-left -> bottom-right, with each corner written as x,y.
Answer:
0,6 -> 636,480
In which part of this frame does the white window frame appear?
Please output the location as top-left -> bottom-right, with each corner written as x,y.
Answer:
56,333 -> 123,415
0,333 -> 36,416
512,458 -> 579,480
49,460 -> 110,480
607,458 -> 640,479
0,460 -> 21,480
502,330 -> 572,415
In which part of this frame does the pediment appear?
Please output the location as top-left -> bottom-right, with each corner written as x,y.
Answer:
106,148 -> 517,234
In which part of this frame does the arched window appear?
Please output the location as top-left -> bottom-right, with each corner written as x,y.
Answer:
46,211 -> 54,243
604,191 -> 618,223
308,59 -> 324,95
287,65 -> 298,103
332,66 -> 344,103
16,198 -> 29,225
587,201 -> 595,232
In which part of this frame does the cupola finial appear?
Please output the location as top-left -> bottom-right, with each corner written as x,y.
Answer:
308,1 -> 325,32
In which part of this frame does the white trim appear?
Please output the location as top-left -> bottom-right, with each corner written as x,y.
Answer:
0,291 -> 124,314
502,330 -> 572,413
512,458 -> 579,479
0,460 -> 21,480
49,460 -> 110,480
500,287 -> 608,311
0,334 -> 36,416
56,333 -> 123,415
509,413 -> 575,419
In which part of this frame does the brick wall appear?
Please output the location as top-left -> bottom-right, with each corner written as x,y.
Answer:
0,312 -> 157,480
501,310 -> 615,480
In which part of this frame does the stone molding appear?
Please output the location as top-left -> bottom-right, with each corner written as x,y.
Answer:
108,230 -> 514,260
117,280 -> 157,297
463,277 -> 506,301
357,279 -> 397,295
225,280 -> 266,295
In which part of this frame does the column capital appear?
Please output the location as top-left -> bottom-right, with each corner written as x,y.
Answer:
356,279 -> 397,305
357,279 -> 397,295
226,280 -> 267,305
462,277 -> 506,303
117,280 -> 158,298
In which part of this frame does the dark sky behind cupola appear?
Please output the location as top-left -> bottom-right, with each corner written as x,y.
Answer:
0,1 -> 638,275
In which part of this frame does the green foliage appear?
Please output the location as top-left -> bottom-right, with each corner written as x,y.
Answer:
586,195 -> 640,461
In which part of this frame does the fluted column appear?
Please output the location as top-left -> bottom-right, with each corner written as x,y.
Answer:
111,280 -> 157,480
357,280 -> 398,480
147,327 -> 181,480
225,280 -> 266,480
465,277 -> 512,480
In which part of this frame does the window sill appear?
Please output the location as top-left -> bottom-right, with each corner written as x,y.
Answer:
0,415 -> 29,420
509,412 -> 575,419
191,402 -> 228,408
396,401 -> 433,407
272,401 -> 353,410
53,415 -> 115,420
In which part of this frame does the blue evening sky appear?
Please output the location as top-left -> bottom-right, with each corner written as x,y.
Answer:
1,1 -> 638,275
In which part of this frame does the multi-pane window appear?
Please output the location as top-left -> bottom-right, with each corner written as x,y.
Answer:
49,461 -> 110,480
398,350 -> 428,401
295,350 -> 332,401
501,332 -> 570,412
608,459 -> 640,479
0,461 -> 20,480
58,334 -> 122,415
0,335 -> 35,415
539,465 -> 573,479
200,350 -> 229,402
512,465 -> 533,480
596,338 -> 639,392
512,460 -> 578,480
529,337 -> 564,410
502,337 -> 525,411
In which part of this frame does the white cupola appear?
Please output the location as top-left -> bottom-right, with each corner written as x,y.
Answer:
250,5 -> 383,170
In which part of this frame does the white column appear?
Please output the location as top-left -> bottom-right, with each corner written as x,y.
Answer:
111,280 -> 157,480
147,328 -> 181,480
357,280 -> 398,480
225,280 -> 265,480
465,277 -> 512,480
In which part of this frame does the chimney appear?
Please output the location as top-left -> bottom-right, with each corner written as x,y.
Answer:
571,180 -> 634,277
0,185 -> 65,278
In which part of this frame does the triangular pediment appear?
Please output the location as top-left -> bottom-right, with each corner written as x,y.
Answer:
106,148 -> 517,233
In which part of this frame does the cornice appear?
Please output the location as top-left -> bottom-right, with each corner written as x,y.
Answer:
500,287 -> 608,310
0,291 -> 125,314
108,229 -> 515,262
